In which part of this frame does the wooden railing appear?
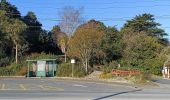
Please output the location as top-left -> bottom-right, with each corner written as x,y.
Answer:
112,69 -> 140,76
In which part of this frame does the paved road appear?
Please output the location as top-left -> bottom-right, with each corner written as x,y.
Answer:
0,78 -> 169,100
154,77 -> 170,84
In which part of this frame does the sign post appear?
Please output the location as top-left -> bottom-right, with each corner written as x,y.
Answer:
71,59 -> 75,77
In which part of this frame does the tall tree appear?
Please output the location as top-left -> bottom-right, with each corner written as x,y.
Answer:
51,25 -> 68,53
0,1 -> 20,18
122,13 -> 168,45
0,10 -> 13,66
58,6 -> 84,37
120,28 -> 165,74
100,27 -> 123,63
22,11 -> 42,53
4,19 -> 27,63
58,6 -> 84,62
67,20 -> 105,72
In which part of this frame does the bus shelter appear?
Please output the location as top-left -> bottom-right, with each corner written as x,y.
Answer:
27,59 -> 56,77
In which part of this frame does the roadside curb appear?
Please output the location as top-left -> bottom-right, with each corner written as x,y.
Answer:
0,76 -> 25,78
0,76 -> 135,87
53,77 -> 140,89
0,76 -> 159,89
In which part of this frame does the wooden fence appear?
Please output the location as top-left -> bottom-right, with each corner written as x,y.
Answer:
112,69 -> 140,76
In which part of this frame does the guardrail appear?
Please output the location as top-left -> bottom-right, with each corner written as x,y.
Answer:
112,69 -> 140,76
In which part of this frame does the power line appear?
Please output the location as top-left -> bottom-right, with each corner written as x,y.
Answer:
3,13 -> 170,30
10,0 -> 170,5
4,13 -> 170,22
17,4 -> 170,9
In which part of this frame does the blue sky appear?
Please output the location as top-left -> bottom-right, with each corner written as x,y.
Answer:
8,0 -> 170,39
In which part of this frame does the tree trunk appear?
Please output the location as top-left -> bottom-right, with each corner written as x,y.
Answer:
85,58 -> 88,73
63,47 -> 67,63
15,44 -> 18,64
64,53 -> 67,63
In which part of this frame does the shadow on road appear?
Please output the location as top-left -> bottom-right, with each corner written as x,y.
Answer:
93,89 -> 142,100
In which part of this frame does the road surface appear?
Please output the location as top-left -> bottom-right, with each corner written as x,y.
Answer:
0,78 -> 169,100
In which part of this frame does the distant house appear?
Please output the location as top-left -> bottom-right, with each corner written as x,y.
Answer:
162,59 -> 170,78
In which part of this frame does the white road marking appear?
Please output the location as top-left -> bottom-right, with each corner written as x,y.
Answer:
1,84 -> 5,90
73,84 -> 87,88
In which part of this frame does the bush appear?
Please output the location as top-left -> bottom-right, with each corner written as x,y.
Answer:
99,73 -> 113,79
73,64 -> 86,77
0,62 -> 23,76
57,63 -> 86,77
102,61 -> 118,73
27,52 -> 56,60
57,63 -> 72,77
127,71 -> 152,84
16,67 -> 27,76
0,57 -> 11,67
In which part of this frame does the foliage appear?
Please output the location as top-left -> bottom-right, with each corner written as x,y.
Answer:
122,13 -> 168,45
120,28 -> 165,75
57,63 -> 72,77
67,20 -> 105,72
100,26 -> 123,63
4,19 -> 27,63
57,63 -> 86,77
51,25 -> 68,53
0,1 -> 21,18
22,12 -> 60,54
16,66 -> 27,76
101,61 -> 118,73
128,71 -> 152,84
0,0 -> 169,78
26,52 -> 56,60
99,73 -> 113,79
0,62 -> 23,76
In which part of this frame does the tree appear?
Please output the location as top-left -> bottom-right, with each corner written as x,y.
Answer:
120,28 -> 165,74
122,13 -> 168,45
100,26 -> 123,63
67,20 -> 105,73
4,19 -> 27,63
0,33 -> 11,66
22,11 -> 43,53
58,6 -> 84,62
0,1 -> 21,18
51,25 -> 68,53
22,12 -> 60,54
0,10 -> 13,66
58,6 -> 84,37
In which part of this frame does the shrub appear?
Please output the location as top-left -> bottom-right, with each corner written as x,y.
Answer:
0,62 -> 23,76
26,52 -> 56,60
128,71 -> 152,84
102,61 -> 118,73
99,73 -> 113,79
16,67 -> 27,76
57,63 -> 72,77
73,64 -> 86,77
57,63 -> 86,77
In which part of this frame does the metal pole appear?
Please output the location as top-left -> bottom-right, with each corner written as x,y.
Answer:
53,61 -> 55,77
72,63 -> 74,77
27,62 -> 30,77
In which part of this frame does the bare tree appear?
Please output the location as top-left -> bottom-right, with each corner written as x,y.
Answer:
59,6 -> 84,37
58,6 -> 84,62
